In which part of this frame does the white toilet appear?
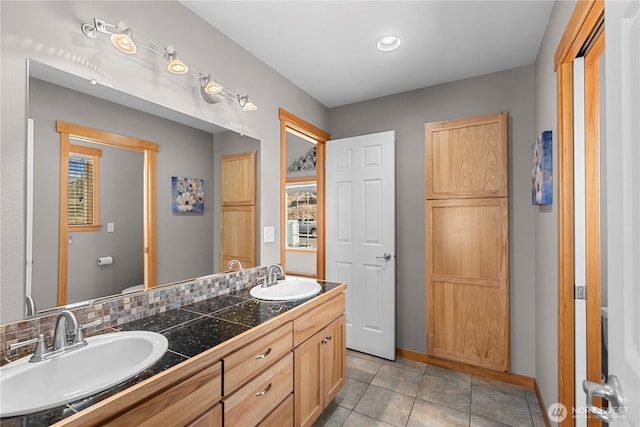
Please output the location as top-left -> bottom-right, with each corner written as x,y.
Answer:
122,284 -> 144,294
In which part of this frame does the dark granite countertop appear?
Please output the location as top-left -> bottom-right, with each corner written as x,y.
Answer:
1,281 -> 341,426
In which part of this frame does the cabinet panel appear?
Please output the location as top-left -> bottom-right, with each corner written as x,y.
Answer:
294,315 -> 346,427
294,293 -> 345,346
258,394 -> 294,427
323,315 -> 346,403
224,322 -> 293,394
224,353 -> 293,427
107,361 -> 221,426
221,151 -> 256,206
220,205 -> 256,268
426,198 -> 509,372
425,112 -> 507,199
294,330 -> 324,427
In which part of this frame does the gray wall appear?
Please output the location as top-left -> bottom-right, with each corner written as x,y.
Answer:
328,65 -> 537,376
28,78 -> 216,310
534,0 -> 576,411
66,143 -> 144,304
1,0 -> 328,323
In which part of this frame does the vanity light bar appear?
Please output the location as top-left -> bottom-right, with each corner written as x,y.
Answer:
81,18 -> 257,111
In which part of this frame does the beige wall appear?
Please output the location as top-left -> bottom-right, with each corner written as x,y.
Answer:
0,1 -> 328,323
329,65 -> 537,376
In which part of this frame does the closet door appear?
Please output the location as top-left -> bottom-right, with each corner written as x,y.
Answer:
425,112 -> 509,372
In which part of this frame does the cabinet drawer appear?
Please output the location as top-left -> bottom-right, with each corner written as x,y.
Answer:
258,394 -> 293,427
294,293 -> 345,346
186,404 -> 222,427
224,353 -> 293,427
224,322 -> 292,394
107,361 -> 221,426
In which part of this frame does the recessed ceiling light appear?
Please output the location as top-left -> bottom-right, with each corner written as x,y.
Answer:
376,35 -> 402,52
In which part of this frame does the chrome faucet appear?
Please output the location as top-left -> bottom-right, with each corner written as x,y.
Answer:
227,259 -> 243,271
53,310 -> 87,352
264,264 -> 284,287
8,310 -> 93,363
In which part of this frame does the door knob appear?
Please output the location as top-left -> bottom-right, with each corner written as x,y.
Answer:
582,374 -> 625,422
376,253 -> 392,261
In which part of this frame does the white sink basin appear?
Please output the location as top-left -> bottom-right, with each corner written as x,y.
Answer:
250,279 -> 322,301
0,331 -> 168,417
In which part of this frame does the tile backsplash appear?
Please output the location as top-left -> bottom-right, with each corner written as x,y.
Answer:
0,266 -> 266,365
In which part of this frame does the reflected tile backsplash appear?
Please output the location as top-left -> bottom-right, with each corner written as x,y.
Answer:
0,267 -> 266,364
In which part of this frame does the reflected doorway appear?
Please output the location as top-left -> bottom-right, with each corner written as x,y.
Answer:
279,109 -> 330,279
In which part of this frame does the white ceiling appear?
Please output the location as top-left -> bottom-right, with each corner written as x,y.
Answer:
180,1 -> 554,108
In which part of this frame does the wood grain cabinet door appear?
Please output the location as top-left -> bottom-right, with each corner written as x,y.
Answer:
220,151 -> 257,268
425,112 -> 509,372
425,112 -> 507,199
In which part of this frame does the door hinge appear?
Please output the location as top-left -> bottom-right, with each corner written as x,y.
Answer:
575,285 -> 587,300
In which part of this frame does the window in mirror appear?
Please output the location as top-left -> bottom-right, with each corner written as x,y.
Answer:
286,182 -> 317,250
68,144 -> 101,230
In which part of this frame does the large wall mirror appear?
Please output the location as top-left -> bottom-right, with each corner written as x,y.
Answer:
26,60 -> 260,316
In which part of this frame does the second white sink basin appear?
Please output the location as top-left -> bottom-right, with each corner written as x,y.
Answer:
250,279 -> 322,301
0,330 -> 168,417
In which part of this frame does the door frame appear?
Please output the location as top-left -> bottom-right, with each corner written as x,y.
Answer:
555,1 -> 605,424
55,121 -> 159,305
278,108 -> 330,279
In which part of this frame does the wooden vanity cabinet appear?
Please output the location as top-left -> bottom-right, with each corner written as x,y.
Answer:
293,293 -> 346,427
53,285 -> 346,427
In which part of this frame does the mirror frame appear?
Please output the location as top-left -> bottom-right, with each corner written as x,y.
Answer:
55,121 -> 159,305
278,108 -> 330,279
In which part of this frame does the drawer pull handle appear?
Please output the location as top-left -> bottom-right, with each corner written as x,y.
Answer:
322,335 -> 332,344
256,383 -> 272,397
255,347 -> 272,359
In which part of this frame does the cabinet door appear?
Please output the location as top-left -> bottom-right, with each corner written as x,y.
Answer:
323,315 -> 346,403
294,330 -> 324,427
221,151 -> 256,206
426,198 -> 509,371
425,112 -> 507,199
220,205 -> 256,268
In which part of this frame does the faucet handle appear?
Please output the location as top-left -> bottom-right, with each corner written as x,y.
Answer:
257,275 -> 267,288
29,334 -> 50,363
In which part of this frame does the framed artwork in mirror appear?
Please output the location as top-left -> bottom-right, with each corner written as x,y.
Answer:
172,176 -> 205,213
532,130 -> 552,205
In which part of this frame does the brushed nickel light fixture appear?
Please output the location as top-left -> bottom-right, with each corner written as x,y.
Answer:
81,17 -> 257,111
165,45 -> 188,75
110,23 -> 137,54
238,95 -> 258,112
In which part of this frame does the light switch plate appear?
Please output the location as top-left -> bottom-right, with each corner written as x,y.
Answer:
263,226 -> 275,243
107,222 -> 115,233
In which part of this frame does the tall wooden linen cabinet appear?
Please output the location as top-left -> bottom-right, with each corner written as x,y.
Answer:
220,151 -> 257,269
425,112 -> 509,372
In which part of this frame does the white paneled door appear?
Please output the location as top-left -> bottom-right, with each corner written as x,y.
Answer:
603,0 -> 640,424
325,131 -> 396,360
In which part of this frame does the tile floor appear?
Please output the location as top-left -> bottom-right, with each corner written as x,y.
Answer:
314,350 -> 546,427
